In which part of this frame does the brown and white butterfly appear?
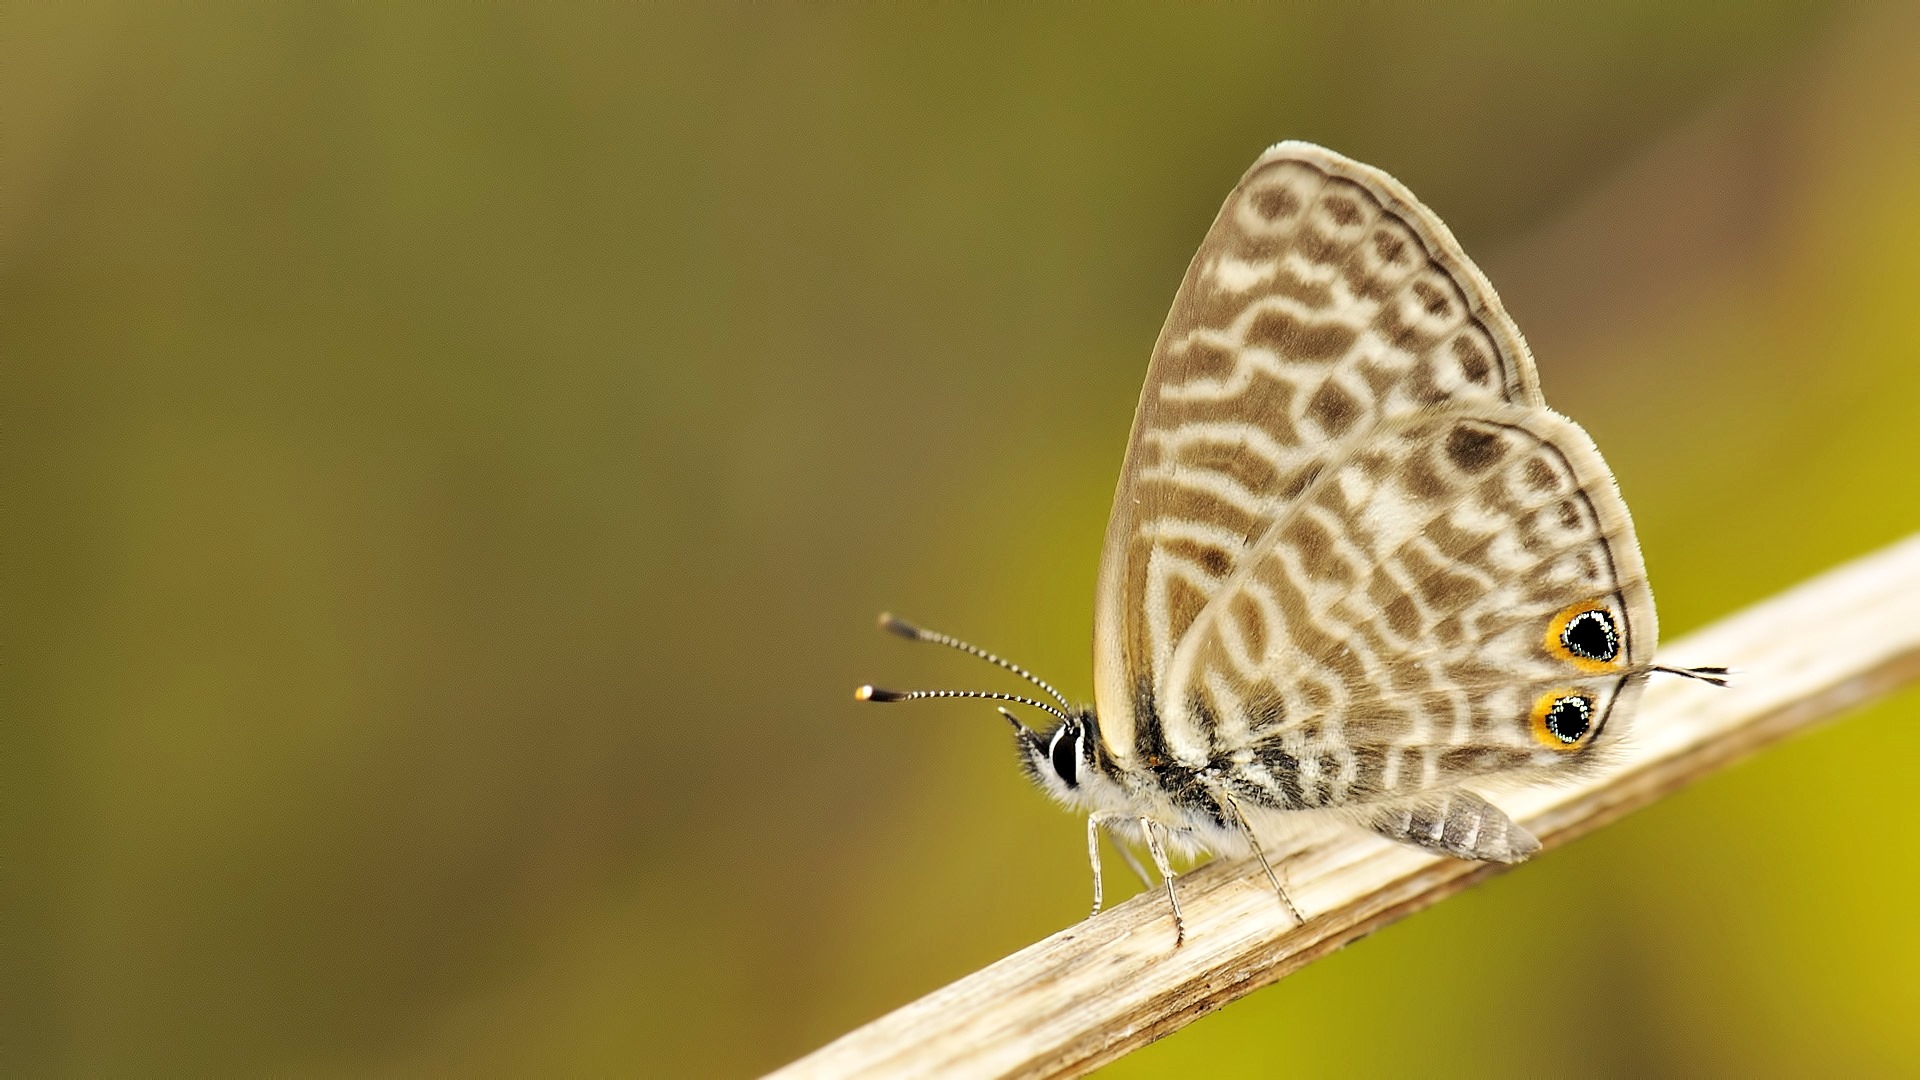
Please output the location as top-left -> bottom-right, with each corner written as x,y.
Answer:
859,142 -> 1724,943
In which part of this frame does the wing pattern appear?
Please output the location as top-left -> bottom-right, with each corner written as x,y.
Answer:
1091,143 -> 1655,807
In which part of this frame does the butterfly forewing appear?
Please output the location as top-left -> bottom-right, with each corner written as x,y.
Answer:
1092,143 -> 1655,795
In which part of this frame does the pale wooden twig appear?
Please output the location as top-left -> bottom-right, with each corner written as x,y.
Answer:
774,534 -> 1920,1079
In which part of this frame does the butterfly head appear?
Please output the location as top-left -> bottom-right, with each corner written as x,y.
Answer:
1008,707 -> 1106,806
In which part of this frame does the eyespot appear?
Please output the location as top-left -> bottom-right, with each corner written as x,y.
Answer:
1546,602 -> 1622,671
1048,725 -> 1079,788
1530,691 -> 1595,750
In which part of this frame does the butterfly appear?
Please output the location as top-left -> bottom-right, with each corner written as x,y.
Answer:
859,142 -> 1725,944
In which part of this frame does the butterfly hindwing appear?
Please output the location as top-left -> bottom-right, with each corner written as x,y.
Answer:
1184,406 -> 1656,813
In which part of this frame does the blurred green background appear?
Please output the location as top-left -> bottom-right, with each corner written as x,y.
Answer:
11,3 -> 1920,1075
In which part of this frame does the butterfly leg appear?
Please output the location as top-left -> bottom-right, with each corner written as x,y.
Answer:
1139,818 -> 1187,947
1085,811 -> 1153,918
1085,811 -> 1115,917
1216,790 -> 1303,925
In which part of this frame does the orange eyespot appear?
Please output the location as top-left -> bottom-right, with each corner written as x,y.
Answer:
1530,691 -> 1596,750
1545,601 -> 1622,672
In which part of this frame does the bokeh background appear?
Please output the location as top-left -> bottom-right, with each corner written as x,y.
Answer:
11,3 -> 1920,1075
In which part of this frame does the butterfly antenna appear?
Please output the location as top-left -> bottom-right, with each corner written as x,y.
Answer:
854,685 -> 1074,725
1654,664 -> 1733,687
875,612 -> 1075,712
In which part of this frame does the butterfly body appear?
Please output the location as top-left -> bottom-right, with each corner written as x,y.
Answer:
863,142 -> 1722,941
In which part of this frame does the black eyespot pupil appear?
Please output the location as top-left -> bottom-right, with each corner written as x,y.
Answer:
1561,609 -> 1619,662
1050,727 -> 1079,787
1545,696 -> 1593,744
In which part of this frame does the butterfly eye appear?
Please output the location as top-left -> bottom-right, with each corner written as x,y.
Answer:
1547,603 -> 1622,670
1530,692 -> 1595,750
1048,725 -> 1080,788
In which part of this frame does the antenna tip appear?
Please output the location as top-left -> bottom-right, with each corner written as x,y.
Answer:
855,684 -> 909,702
877,612 -> 924,639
